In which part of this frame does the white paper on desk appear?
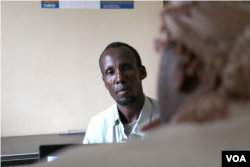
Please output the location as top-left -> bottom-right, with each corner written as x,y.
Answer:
85,1 -> 100,9
59,1 -> 100,9
70,1 -> 85,9
59,1 -> 71,9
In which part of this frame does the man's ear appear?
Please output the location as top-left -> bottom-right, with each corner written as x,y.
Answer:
102,76 -> 108,89
139,65 -> 147,80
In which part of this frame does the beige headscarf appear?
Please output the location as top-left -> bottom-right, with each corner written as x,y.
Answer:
159,1 -> 250,123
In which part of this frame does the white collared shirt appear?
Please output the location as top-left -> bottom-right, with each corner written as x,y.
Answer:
83,96 -> 159,144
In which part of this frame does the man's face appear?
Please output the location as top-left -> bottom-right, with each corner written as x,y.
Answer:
101,46 -> 146,106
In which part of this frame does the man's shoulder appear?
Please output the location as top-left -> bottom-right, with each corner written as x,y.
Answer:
146,96 -> 158,109
84,104 -> 117,144
146,96 -> 158,104
91,104 -> 117,123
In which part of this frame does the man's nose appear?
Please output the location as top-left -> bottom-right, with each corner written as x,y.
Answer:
115,70 -> 126,84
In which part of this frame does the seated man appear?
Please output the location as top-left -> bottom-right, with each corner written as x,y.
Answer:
83,42 -> 159,144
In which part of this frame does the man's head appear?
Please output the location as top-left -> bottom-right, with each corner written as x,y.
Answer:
99,42 -> 142,76
100,42 -> 147,106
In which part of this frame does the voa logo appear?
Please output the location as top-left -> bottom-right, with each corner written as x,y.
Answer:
226,155 -> 246,162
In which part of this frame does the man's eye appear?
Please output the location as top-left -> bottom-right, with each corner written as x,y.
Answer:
124,66 -> 131,70
107,70 -> 114,75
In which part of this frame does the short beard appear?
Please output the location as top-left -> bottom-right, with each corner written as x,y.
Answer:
116,96 -> 137,106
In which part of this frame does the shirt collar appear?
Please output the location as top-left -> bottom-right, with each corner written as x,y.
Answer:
113,104 -> 120,126
133,96 -> 152,136
113,96 -> 153,136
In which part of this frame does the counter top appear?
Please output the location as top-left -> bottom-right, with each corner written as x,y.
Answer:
1,133 -> 85,166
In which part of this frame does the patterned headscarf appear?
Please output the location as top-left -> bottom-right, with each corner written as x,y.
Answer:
158,1 -> 250,123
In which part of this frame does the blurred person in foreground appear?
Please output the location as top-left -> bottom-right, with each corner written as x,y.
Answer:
41,2 -> 250,167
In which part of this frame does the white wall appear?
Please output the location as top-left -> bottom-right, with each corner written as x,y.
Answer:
1,1 -> 162,137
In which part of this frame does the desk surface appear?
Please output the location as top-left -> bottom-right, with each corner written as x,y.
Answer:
0,134 -> 84,166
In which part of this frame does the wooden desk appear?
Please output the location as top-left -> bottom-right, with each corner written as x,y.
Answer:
1,133 -> 85,166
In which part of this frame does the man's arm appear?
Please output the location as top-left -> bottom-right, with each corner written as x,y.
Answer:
82,111 -> 114,144
83,118 -> 94,144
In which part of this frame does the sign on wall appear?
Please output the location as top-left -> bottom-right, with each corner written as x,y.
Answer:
41,1 -> 134,9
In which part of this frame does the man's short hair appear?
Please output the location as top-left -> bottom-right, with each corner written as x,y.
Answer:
99,42 -> 142,76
